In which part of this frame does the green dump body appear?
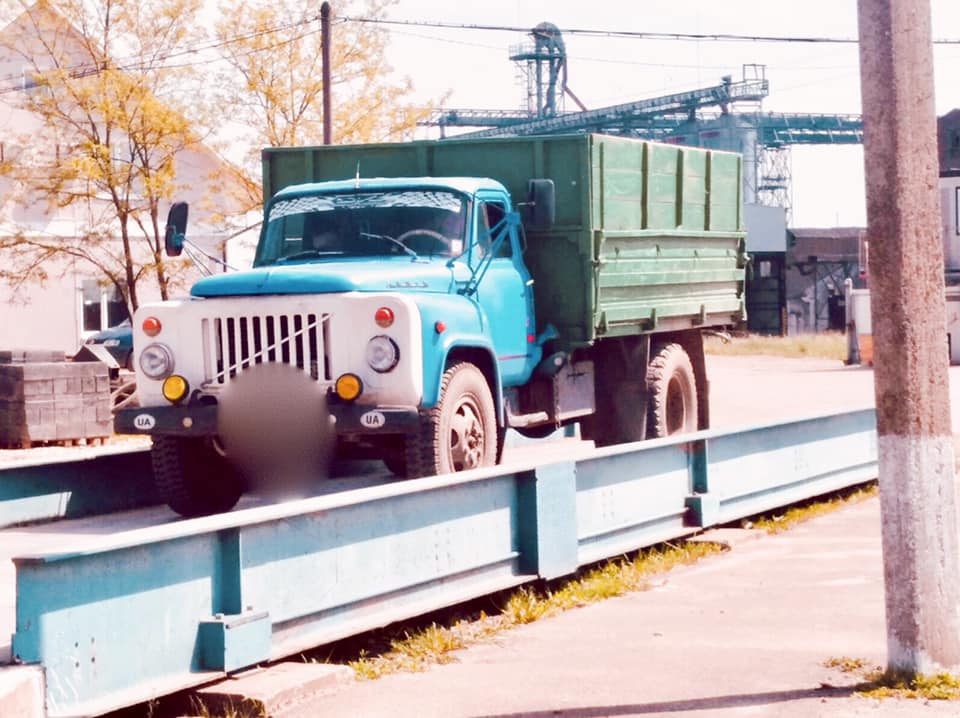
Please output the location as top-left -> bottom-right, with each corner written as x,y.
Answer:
262,133 -> 746,351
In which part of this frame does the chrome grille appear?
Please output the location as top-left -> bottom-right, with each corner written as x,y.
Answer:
202,313 -> 331,384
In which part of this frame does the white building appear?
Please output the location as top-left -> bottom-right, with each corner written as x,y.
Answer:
0,3 -> 258,354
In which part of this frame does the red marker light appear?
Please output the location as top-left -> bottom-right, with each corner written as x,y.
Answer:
142,316 -> 162,337
375,307 -> 394,328
527,334 -> 535,343
435,321 -> 447,334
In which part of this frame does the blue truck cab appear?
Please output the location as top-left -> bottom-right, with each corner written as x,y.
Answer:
117,175 -> 554,516
198,176 -> 544,404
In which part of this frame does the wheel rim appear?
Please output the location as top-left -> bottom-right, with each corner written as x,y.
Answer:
665,375 -> 690,434
448,394 -> 485,470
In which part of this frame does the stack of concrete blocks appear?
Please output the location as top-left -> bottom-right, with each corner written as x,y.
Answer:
0,350 -> 112,448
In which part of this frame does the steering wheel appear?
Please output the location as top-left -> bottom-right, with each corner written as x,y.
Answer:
396,228 -> 453,250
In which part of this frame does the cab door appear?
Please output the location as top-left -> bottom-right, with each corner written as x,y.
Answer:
472,193 -> 539,386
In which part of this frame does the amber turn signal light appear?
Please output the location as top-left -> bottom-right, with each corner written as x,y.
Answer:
334,373 -> 363,401
162,374 -> 189,403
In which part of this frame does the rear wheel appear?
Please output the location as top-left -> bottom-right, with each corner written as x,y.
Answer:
646,343 -> 698,438
151,436 -> 244,517
405,362 -> 498,478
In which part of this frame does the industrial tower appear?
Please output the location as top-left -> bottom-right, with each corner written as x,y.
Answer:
424,25 -> 864,220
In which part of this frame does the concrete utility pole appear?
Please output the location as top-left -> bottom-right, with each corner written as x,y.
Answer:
857,0 -> 960,674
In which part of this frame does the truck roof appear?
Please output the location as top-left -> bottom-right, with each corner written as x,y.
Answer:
273,176 -> 509,199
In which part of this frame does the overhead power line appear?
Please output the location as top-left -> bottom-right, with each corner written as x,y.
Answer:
342,16 -> 960,45
0,11 -> 345,94
4,9 -> 958,99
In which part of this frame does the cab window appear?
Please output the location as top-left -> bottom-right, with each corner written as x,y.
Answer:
476,201 -> 512,258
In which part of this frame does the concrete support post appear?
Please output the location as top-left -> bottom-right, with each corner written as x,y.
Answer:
857,0 -> 960,673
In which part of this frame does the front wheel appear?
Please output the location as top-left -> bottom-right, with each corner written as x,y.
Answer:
151,436 -> 244,517
405,362 -> 499,478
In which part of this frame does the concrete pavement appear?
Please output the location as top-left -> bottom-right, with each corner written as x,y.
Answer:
293,497 -> 960,717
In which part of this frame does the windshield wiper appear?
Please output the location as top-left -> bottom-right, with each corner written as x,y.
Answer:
359,232 -> 419,259
273,249 -> 344,263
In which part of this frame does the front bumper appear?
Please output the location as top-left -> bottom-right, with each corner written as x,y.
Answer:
115,401 -> 420,438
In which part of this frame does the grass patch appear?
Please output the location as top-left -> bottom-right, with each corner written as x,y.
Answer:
502,541 -> 721,626
744,482 -> 878,534
824,657 -> 960,701
344,540 -> 723,680
350,621 -> 481,680
704,331 -> 847,360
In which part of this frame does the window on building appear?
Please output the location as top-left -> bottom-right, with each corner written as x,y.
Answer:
81,279 -> 127,333
21,66 -> 38,91
21,64 -> 52,92
955,186 -> 960,236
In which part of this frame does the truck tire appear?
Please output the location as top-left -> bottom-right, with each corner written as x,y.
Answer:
405,362 -> 498,478
151,436 -> 244,517
646,343 -> 698,438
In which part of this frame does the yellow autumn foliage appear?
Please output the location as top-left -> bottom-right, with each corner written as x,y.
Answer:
215,0 -> 437,154
0,0 -> 207,312
0,0 -> 440,314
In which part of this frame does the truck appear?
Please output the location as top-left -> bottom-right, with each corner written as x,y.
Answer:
116,133 -> 747,517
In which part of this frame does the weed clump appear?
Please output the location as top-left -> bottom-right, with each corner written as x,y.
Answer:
750,483 -> 878,534
857,669 -> 960,701
823,656 -> 960,701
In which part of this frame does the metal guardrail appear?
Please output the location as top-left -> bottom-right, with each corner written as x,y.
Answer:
10,409 -> 877,717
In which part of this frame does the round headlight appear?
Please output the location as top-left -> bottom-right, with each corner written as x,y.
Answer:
366,335 -> 399,373
139,343 -> 174,379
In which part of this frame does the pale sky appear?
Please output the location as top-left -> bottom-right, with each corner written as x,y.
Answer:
373,1 -> 960,228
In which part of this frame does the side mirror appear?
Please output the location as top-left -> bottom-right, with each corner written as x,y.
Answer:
524,179 -> 555,231
164,202 -> 189,257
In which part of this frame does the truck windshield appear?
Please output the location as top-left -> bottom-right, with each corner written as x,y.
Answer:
256,189 -> 469,266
